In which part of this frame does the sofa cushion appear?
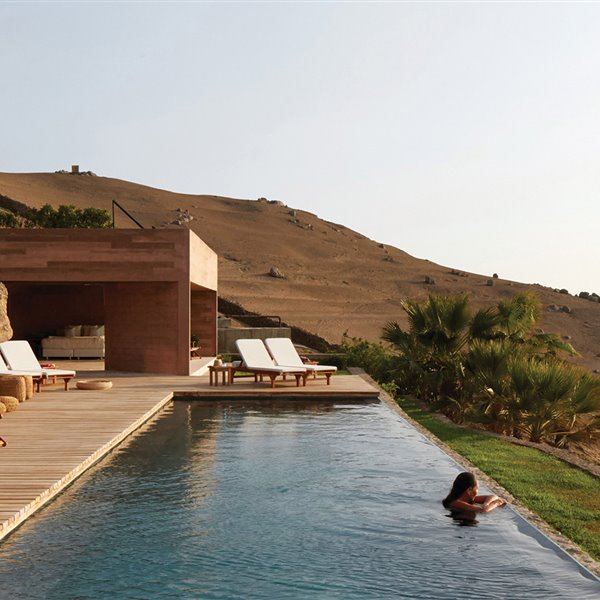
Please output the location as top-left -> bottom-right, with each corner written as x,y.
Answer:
43,336 -> 78,349
65,325 -> 82,337
69,336 -> 105,350
80,325 -> 105,336
43,336 -> 105,350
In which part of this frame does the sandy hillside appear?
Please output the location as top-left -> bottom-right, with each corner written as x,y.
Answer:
1,171 -> 599,372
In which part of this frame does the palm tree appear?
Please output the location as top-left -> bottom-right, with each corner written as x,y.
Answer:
464,339 -> 519,434
508,359 -> 600,444
496,292 -> 541,339
383,295 -> 472,402
473,292 -> 577,357
398,294 -> 471,355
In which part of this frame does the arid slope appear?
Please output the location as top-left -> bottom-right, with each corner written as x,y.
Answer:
1,172 -> 599,372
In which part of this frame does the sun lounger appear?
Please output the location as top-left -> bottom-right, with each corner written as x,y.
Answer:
0,341 -> 76,391
0,352 -> 45,391
0,351 -> 44,377
265,338 -> 337,385
235,339 -> 307,388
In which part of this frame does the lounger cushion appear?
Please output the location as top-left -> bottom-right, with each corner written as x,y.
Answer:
0,341 -> 75,378
235,339 -> 306,373
265,338 -> 337,372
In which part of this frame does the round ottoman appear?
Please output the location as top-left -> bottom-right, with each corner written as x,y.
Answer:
0,395 -> 19,412
0,401 -> 6,417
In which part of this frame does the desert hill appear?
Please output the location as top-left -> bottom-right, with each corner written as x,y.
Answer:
1,171 -> 599,372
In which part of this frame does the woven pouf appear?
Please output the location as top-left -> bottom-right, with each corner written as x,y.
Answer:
0,401 -> 6,417
0,396 -> 19,412
0,376 -> 26,403
76,380 -> 113,391
23,375 -> 34,400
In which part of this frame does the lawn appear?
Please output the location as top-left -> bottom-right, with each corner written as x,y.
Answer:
397,396 -> 600,561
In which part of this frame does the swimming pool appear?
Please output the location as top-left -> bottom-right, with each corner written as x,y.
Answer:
0,400 -> 598,599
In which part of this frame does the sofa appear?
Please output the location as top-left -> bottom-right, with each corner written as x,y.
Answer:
41,325 -> 105,359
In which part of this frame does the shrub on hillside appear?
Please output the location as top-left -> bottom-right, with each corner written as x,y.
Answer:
0,210 -> 19,227
0,204 -> 111,229
339,335 -> 396,383
30,204 -> 112,228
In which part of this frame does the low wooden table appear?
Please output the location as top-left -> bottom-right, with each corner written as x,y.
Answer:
190,346 -> 202,359
209,363 -> 235,386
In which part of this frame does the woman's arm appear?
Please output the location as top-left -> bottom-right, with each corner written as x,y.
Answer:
448,499 -> 488,513
450,497 -> 506,513
475,494 -> 506,507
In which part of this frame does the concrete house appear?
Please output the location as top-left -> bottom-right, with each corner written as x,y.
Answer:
0,228 -> 217,376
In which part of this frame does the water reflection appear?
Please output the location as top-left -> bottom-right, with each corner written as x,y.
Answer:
187,397 -> 378,421
446,511 -> 479,527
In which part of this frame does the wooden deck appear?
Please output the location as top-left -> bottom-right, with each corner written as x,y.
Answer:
0,371 -> 380,541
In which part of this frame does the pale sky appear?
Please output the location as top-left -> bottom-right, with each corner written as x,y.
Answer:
2,1 -> 599,295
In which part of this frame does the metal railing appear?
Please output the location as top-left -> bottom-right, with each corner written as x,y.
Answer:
221,315 -> 282,327
112,199 -> 144,229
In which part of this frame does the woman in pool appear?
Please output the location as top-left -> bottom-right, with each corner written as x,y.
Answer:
443,472 -> 506,514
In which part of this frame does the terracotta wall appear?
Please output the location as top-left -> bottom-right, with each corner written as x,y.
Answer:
189,231 -> 218,289
0,229 -> 188,283
6,283 -> 104,342
191,288 -> 217,356
104,282 -> 187,375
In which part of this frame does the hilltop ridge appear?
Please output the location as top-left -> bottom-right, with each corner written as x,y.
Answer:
1,171 -> 599,372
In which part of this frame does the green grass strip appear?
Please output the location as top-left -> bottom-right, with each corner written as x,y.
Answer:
398,396 -> 600,561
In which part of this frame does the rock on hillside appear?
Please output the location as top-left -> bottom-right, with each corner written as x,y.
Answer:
1,171 -> 599,372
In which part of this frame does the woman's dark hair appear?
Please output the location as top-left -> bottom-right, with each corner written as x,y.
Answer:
442,472 -> 477,508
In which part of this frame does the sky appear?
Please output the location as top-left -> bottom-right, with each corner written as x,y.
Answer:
2,1 -> 599,295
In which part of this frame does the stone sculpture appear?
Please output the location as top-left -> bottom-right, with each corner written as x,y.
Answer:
0,282 -> 13,343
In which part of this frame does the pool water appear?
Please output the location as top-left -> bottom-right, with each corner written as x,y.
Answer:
0,400 -> 598,599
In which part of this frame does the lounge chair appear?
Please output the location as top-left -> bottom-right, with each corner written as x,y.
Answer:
0,341 -> 76,391
0,351 -> 45,392
235,339 -> 307,388
265,338 -> 337,385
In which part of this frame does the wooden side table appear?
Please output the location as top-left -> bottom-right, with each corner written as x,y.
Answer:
209,363 -> 234,386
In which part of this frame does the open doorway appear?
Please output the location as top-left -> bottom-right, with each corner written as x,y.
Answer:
6,282 -> 106,371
